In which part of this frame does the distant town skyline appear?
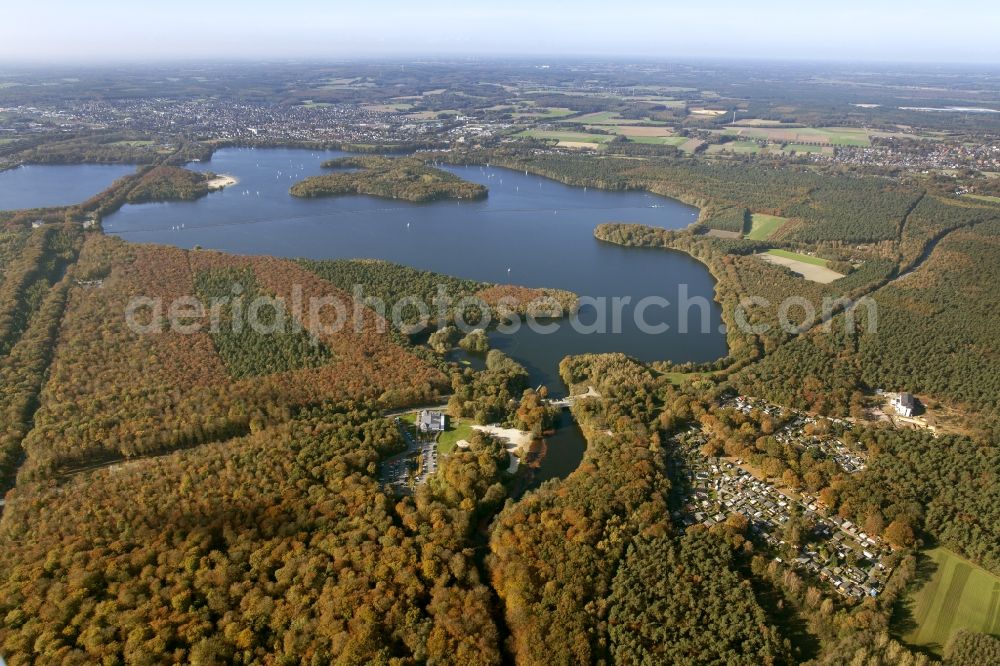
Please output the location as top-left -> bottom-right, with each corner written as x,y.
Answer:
2,0 -> 999,65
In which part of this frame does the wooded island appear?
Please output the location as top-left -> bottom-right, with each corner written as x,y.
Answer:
290,156 -> 488,202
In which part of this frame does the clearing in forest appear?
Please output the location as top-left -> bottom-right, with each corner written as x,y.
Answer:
746,214 -> 789,240
758,249 -> 844,283
900,547 -> 1000,654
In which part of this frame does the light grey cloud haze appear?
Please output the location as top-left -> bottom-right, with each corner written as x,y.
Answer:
2,0 -> 999,63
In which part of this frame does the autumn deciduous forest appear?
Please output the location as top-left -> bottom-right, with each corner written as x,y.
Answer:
17,236 -> 449,480
1,138 -> 999,665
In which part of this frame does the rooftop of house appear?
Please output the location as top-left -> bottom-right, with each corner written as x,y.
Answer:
418,410 -> 446,429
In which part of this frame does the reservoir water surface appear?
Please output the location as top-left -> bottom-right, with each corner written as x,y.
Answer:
0,163 -> 135,210
8,148 -> 728,486
103,148 -> 727,390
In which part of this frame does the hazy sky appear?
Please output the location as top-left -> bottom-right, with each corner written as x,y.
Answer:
2,0 -> 998,64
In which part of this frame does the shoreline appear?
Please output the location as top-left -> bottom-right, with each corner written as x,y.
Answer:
205,173 -> 238,190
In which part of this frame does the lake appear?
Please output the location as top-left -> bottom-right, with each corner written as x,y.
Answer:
23,147 -> 728,486
103,148 -> 727,390
528,417 -> 589,490
0,163 -> 135,210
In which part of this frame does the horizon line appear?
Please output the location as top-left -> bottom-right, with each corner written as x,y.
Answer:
2,54 -> 1000,69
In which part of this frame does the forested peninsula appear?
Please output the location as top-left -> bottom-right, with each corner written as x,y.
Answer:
124,166 -> 228,204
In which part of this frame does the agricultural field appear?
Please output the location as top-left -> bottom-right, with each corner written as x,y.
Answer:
733,118 -> 790,127
795,127 -> 871,146
552,141 -> 600,150
758,249 -> 844,283
518,129 -> 615,146
725,126 -> 872,146
610,125 -> 675,137
690,108 -> 728,116
627,135 -> 689,146
560,111 -> 626,125
900,547 -> 1000,654
765,248 -> 829,267
964,193 -> 1000,204
869,128 -> 945,141
746,214 -> 789,240
706,141 -> 763,155
679,138 -> 707,153
560,111 -> 672,126
405,110 -> 460,121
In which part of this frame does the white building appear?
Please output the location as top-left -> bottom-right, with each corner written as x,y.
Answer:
893,392 -> 916,418
417,410 -> 447,433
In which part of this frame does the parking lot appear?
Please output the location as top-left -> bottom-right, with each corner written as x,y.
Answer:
379,418 -> 440,494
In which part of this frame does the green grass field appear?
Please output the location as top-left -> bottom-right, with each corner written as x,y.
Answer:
964,193 -> 1000,204
438,420 -> 474,454
733,118 -> 789,127
514,106 -> 575,119
560,111 -> 623,125
559,111 -> 672,126
815,127 -> 871,146
707,141 -> 763,155
766,249 -> 829,267
627,135 -> 688,146
397,411 -> 469,454
518,129 -> 614,144
747,214 -> 789,240
900,547 -> 1000,654
663,371 -> 711,385
724,126 -> 871,147
679,139 -> 706,154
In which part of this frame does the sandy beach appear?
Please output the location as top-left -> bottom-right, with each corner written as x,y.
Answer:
472,425 -> 534,453
205,173 -> 238,190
